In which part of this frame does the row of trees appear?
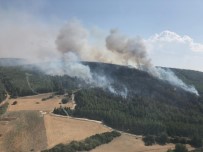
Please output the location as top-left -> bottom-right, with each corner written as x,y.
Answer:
167,144 -> 188,152
42,131 -> 121,152
0,81 -> 6,103
143,134 -> 202,148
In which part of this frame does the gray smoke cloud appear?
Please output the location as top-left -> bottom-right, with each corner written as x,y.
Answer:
106,29 -> 152,69
52,20 -> 121,96
105,29 -> 199,95
55,20 -> 88,57
41,59 -> 93,83
0,15 -> 198,96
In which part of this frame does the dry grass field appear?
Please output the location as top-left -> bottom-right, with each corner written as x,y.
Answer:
44,114 -> 111,149
0,111 -> 47,152
7,93 -> 73,112
0,93 -> 196,152
91,133 -> 194,152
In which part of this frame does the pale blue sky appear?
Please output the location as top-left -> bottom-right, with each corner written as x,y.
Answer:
0,0 -> 203,71
1,0 -> 203,40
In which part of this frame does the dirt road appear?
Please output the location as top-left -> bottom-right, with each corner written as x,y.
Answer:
0,93 -> 10,107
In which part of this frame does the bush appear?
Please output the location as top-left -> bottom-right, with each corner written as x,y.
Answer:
174,144 -> 188,152
190,135 -> 203,148
156,132 -> 168,145
41,94 -> 54,101
143,135 -> 156,146
11,101 -> 17,105
169,136 -> 189,144
61,97 -> 69,104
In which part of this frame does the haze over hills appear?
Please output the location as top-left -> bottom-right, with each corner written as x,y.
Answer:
1,1 -> 203,151
1,58 -> 203,141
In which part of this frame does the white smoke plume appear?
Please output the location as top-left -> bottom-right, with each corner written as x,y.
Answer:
48,20 -> 199,96
41,60 -> 93,83
50,21 -> 120,95
0,14 -> 198,96
105,29 -> 199,95
55,20 -> 89,58
106,29 -> 152,69
156,68 -> 199,96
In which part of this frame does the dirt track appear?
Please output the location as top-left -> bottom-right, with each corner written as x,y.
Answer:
0,93 -> 9,107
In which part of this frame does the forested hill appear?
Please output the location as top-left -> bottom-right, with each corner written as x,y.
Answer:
0,59 -> 203,103
1,59 -> 203,138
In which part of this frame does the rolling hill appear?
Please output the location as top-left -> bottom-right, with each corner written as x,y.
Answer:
1,58 -> 203,140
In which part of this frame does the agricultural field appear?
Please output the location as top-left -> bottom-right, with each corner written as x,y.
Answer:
44,114 -> 111,149
0,111 -> 47,152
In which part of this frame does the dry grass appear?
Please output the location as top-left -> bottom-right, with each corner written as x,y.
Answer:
0,111 -> 47,152
91,133 -> 195,152
7,93 -> 73,112
44,114 -> 112,149
0,121 -> 13,152
2,93 -> 196,152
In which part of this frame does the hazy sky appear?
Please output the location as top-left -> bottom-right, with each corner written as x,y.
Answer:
0,0 -> 203,71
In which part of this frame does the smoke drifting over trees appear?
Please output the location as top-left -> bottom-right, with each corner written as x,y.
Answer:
50,20 -> 199,95
0,18 -> 199,95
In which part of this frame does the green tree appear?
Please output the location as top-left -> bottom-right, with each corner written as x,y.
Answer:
174,144 -> 188,152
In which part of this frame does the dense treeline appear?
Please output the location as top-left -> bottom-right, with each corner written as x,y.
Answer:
53,107 -> 74,116
42,131 -> 121,152
1,61 -> 203,142
0,66 -> 81,100
0,81 -> 6,103
167,144 -> 189,152
71,88 -> 203,139
143,134 -> 202,148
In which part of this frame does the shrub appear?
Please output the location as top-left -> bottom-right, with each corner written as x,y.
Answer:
61,97 -> 69,104
143,135 -> 156,146
190,135 -> 203,148
174,144 -> 188,152
11,101 -> 17,105
156,132 -> 168,145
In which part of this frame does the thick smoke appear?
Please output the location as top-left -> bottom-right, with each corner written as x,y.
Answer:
49,20 -> 122,96
41,59 -> 93,82
53,20 -> 93,83
55,20 -> 88,57
106,29 -> 152,69
53,20 -> 199,96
